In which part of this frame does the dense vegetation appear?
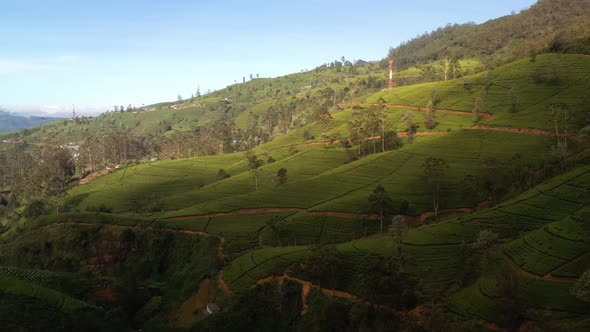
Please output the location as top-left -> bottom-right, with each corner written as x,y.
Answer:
390,0 -> 590,69
1,1 -> 590,331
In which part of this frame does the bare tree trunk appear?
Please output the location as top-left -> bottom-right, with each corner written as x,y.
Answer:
380,204 -> 383,233
433,180 -> 440,217
381,122 -> 385,153
563,110 -> 568,171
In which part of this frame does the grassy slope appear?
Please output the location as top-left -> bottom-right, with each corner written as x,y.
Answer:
5,54 -> 590,329
223,165 -> 589,324
0,58 -> 482,145
0,274 -> 92,312
66,54 -> 589,219
369,54 -> 590,131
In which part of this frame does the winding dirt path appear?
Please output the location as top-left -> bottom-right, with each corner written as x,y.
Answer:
296,131 -> 448,147
217,271 -> 232,295
172,278 -> 212,326
45,221 -> 225,261
416,208 -> 474,223
467,125 -> 577,138
544,251 -> 590,279
46,221 -> 235,303
344,102 -> 493,119
170,208 -> 305,220
166,207 -> 476,224
387,103 -> 493,119
251,271 -> 409,316
79,170 -> 109,185
501,251 -> 577,283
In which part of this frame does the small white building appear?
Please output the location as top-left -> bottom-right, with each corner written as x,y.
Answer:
206,303 -> 220,314
105,164 -> 120,171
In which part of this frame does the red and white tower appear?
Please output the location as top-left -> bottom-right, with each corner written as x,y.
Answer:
388,58 -> 394,89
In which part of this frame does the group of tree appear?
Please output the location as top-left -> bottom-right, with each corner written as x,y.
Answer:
347,103 -> 403,160
389,0 -> 590,70
0,145 -> 75,214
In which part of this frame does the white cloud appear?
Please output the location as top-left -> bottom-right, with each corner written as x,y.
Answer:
0,55 -> 81,74
40,105 -> 60,114
1,104 -> 108,117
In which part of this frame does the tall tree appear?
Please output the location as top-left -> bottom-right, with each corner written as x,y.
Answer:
424,99 -> 436,131
473,97 -> 482,123
348,111 -> 367,159
364,106 -> 380,154
471,229 -> 499,268
266,216 -> 283,245
401,112 -> 417,144
451,58 -> 461,79
422,157 -> 448,217
304,245 -> 343,290
571,269 -> 590,303
484,70 -> 494,95
496,261 -> 526,329
377,98 -> 388,152
316,110 -> 333,144
245,150 -> 263,191
368,185 -> 395,233
440,57 -> 451,81
276,168 -> 287,185
548,104 -> 570,172
388,215 -> 409,256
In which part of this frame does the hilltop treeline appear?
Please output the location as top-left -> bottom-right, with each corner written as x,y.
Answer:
390,0 -> 590,68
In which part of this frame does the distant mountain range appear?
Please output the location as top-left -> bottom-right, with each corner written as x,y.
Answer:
0,108 -> 63,133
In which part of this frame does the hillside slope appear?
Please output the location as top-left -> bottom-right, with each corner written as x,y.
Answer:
391,0 -> 590,68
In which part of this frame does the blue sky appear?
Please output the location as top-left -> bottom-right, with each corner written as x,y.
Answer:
0,0 -> 536,116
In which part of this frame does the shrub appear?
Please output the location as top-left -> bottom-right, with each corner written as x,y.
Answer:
217,168 -> 230,179
24,200 -> 47,219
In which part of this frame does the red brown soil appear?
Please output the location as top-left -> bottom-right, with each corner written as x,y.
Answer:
467,125 -> 577,137
501,251 -> 577,283
173,278 -> 212,326
415,208 -> 474,223
47,220 -> 233,311
170,208 -> 305,220
217,271 -> 232,295
79,170 -> 109,185
252,271 -> 408,315
544,251 -> 590,280
93,284 -> 118,301
519,320 -> 540,332
343,102 -> 493,119
386,104 -> 493,119
89,239 -> 129,272
167,207 -> 474,225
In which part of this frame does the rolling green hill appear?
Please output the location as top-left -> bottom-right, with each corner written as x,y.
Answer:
64,54 -> 590,220
1,2 -> 590,330
1,52 -> 587,331
391,0 -> 590,68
